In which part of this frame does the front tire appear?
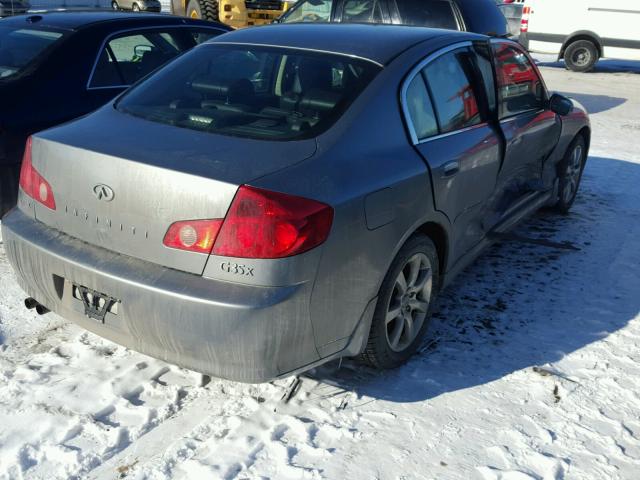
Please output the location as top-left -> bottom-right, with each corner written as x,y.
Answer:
564,40 -> 599,72
360,235 -> 439,369
132,3 -> 140,11
552,135 -> 587,214
111,0 -> 119,10
186,0 -> 219,21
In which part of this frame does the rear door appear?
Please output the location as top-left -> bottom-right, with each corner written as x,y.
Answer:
404,42 -> 502,262
489,40 -> 561,219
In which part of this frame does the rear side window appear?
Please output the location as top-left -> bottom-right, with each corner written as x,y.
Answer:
342,0 -> 384,22
396,0 -> 459,29
281,0 -> 334,22
116,44 -> 381,141
492,43 -> 544,118
90,29 -> 198,88
423,48 -> 481,133
0,26 -> 65,79
405,75 -> 438,140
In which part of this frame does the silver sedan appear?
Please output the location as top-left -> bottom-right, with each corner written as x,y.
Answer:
2,24 -> 590,382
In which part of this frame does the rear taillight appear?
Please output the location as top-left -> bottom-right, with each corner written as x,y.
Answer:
19,137 -> 56,210
213,186 -> 334,259
163,219 -> 223,254
521,6 -> 531,33
163,186 -> 333,259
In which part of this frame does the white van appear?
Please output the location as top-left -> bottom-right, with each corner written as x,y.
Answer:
519,0 -> 640,71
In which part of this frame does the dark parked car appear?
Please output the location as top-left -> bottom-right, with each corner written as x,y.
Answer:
0,0 -> 30,17
278,0 -> 508,36
0,12 -> 230,216
2,24 -> 589,382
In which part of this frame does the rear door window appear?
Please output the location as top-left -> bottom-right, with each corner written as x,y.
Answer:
281,0 -> 334,22
89,29 -> 196,89
492,42 -> 544,118
423,48 -> 482,133
405,74 -> 438,141
341,0 -> 384,22
396,0 -> 459,29
0,26 -> 65,79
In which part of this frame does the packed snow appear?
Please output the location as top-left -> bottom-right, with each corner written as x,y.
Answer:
1,58 -> 639,480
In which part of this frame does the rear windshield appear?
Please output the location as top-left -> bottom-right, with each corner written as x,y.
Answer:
116,44 -> 381,141
0,26 -> 65,79
397,0 -> 459,29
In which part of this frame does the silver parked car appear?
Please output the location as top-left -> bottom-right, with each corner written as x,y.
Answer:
112,0 -> 161,12
2,24 -> 590,382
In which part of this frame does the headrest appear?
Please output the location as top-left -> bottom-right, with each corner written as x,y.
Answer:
191,77 -> 255,104
299,89 -> 341,113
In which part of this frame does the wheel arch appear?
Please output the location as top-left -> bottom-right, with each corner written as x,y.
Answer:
577,126 -> 591,151
414,221 -> 449,282
560,31 -> 603,59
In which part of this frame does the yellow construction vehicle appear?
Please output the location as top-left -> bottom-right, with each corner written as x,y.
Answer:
170,0 -> 293,28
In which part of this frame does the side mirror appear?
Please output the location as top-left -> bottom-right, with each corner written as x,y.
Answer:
549,93 -> 573,116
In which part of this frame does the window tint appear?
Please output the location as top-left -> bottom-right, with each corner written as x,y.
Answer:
90,30 -> 192,88
342,0 -> 383,22
117,45 -> 381,141
493,43 -> 544,118
396,0 -> 458,29
281,0 -> 333,22
0,26 -> 65,79
405,74 -> 438,140
423,49 -> 481,133
472,43 -> 496,114
190,29 -> 224,45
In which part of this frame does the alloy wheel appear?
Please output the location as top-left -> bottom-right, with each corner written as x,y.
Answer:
385,253 -> 433,352
563,144 -> 584,203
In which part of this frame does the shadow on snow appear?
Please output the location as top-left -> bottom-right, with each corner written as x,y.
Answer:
536,58 -> 640,74
558,92 -> 626,115
307,156 -> 640,403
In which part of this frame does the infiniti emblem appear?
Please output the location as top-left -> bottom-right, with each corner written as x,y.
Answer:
93,184 -> 115,202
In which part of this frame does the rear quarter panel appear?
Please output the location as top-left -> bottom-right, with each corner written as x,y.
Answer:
252,42 -> 455,352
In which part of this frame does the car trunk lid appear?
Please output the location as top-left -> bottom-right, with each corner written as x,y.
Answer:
28,108 -> 317,275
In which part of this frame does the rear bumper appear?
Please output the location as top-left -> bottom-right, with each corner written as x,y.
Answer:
1,208 -> 323,382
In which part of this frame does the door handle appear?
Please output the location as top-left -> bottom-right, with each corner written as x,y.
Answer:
443,161 -> 460,177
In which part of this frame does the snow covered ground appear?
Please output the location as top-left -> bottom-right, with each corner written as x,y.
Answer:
1,60 -> 640,480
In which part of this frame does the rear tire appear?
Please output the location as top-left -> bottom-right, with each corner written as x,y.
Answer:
111,1 -> 119,10
552,134 -> 587,214
186,0 -> 219,21
132,3 -> 140,11
564,40 -> 599,72
360,235 -> 439,369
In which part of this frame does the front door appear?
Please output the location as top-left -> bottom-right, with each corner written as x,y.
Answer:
489,41 -> 561,220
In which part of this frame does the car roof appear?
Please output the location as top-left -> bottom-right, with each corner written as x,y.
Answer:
0,11 -> 211,31
212,23 -> 483,66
